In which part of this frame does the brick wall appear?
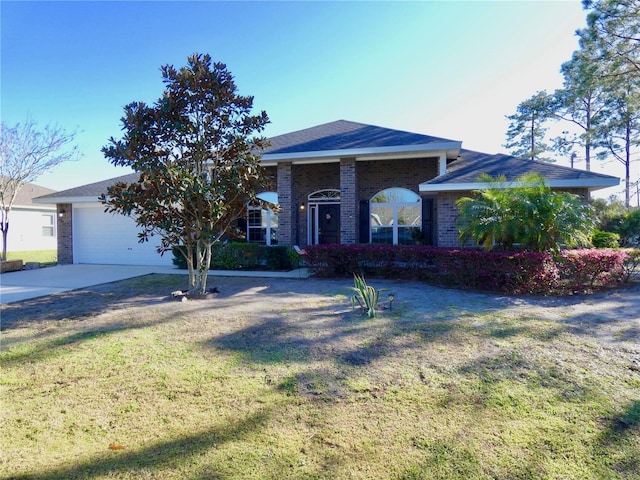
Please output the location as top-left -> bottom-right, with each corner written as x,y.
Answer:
276,163 -> 293,246
278,158 -> 440,246
340,158 -> 358,244
357,157 -> 438,200
436,192 -> 466,247
56,203 -> 73,264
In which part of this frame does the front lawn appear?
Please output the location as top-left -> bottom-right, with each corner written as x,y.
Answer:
1,275 -> 638,479
5,250 -> 57,265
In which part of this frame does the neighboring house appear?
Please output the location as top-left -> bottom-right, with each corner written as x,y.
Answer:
4,182 -> 57,253
35,120 -> 619,266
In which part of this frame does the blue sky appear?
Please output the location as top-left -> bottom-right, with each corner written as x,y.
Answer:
4,1 -> 621,197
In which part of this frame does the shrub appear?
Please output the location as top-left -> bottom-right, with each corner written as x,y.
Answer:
556,249 -> 628,289
173,243 -> 296,271
592,230 -> 620,248
621,248 -> 640,282
456,173 -> 595,252
599,208 -> 640,247
304,245 -> 630,295
304,245 -> 560,294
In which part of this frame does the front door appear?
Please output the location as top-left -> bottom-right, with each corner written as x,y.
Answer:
318,204 -> 340,244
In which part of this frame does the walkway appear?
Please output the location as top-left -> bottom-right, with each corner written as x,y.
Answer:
0,264 -> 310,304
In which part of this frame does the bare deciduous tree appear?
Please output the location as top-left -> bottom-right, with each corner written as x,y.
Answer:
0,119 -> 78,261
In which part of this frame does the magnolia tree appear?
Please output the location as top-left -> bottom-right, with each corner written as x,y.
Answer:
101,54 -> 270,295
0,119 -> 78,261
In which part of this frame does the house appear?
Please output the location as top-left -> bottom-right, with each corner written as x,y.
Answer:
35,120 -> 619,266
4,182 -> 57,253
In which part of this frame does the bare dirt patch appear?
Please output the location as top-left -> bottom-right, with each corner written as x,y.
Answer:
3,274 -> 639,349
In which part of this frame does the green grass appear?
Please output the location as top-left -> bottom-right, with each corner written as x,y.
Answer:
1,275 -> 639,479
5,249 -> 57,264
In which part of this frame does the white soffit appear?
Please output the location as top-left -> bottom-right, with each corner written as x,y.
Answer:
419,177 -> 620,192
261,142 -> 462,165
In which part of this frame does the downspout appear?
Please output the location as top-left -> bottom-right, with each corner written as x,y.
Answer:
438,153 -> 447,177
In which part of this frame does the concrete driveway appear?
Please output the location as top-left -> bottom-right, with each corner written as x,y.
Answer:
0,264 -> 182,304
0,264 -> 311,304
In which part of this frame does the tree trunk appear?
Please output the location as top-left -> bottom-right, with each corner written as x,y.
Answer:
0,212 -> 9,262
190,239 -> 211,296
625,122 -> 631,208
182,243 -> 196,291
530,115 -> 536,160
585,103 -> 592,172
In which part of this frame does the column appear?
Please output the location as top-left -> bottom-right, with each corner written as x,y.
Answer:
340,158 -> 358,244
276,162 -> 294,246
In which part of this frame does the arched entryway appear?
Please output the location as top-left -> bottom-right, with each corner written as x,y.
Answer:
307,189 -> 340,245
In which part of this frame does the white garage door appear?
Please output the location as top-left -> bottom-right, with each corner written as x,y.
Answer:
73,204 -> 173,266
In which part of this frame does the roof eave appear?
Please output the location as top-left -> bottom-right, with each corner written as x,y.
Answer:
261,141 -> 462,165
12,204 -> 56,211
419,177 -> 620,193
33,196 -> 101,204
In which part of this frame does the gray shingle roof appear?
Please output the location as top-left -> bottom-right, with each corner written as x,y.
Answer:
263,120 -> 458,154
14,182 -> 57,206
420,150 -> 619,191
34,122 -> 620,201
34,173 -> 139,201
431,150 -> 617,183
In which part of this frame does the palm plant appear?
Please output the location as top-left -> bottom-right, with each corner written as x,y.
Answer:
456,173 -> 596,252
456,174 -> 517,250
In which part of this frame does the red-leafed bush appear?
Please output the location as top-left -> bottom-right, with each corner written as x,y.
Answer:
557,249 -> 628,290
304,245 -> 629,295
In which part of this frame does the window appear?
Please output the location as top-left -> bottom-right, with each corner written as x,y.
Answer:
370,188 -> 421,245
247,192 -> 278,245
42,214 -> 55,237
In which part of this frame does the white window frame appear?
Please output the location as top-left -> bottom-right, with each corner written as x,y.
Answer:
247,192 -> 278,246
370,188 -> 421,245
41,213 -> 55,237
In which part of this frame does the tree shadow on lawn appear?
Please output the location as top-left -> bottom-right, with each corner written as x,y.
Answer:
0,274 -> 189,330
202,277 -> 640,371
597,400 -> 640,477
8,408 -> 271,480
0,310 -> 186,368
4,274 -> 638,365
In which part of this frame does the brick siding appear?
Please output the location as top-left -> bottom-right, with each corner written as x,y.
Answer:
436,192 -> 466,247
276,163 -> 293,246
57,203 -> 73,264
357,157 -> 438,200
340,158 -> 358,244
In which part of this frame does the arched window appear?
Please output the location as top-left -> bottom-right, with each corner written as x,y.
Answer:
308,189 -> 341,202
370,188 -> 421,245
247,192 -> 278,246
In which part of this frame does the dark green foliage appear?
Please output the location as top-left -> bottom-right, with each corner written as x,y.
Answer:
456,174 -> 596,252
100,53 -> 270,295
592,230 -> 620,248
504,91 -> 554,161
172,244 -> 297,271
590,197 -> 628,229
598,207 -> 640,246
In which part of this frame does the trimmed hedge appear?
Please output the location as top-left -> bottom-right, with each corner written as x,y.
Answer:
172,243 -> 299,271
303,244 -> 631,295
